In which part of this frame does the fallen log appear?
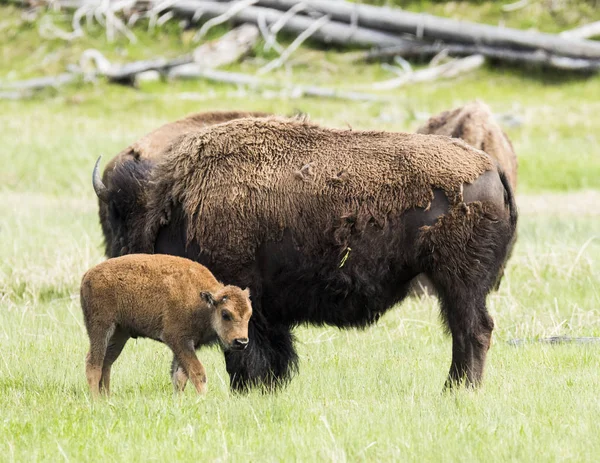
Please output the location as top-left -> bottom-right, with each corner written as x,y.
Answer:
256,0 -> 600,60
104,55 -> 193,84
561,21 -> 600,40
169,23 -> 259,78
0,73 -> 79,91
174,67 -> 384,101
170,0 -> 415,48
362,42 -> 600,72
508,336 -> 600,346
370,54 -> 485,91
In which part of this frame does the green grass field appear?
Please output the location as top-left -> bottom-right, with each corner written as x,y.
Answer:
1,1 -> 600,461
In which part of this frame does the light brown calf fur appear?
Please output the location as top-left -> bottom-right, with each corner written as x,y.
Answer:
80,254 -> 252,397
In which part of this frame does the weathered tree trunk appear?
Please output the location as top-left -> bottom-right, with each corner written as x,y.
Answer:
371,54 -> 485,90
171,0 -> 415,48
257,0 -> 600,60
561,21 -> 600,40
362,43 -> 600,72
169,23 -> 259,78
172,67 -> 383,101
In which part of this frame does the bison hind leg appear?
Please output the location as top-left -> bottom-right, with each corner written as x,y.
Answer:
85,323 -> 115,398
420,201 -> 513,388
100,327 -> 129,396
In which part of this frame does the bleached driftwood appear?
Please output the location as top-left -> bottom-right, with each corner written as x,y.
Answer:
256,0 -> 600,60
171,0 -> 415,48
169,23 -> 260,78
362,43 -> 600,72
174,67 -> 383,101
192,0 -> 259,41
1,73 -> 79,91
370,54 -> 485,91
561,21 -> 600,40
258,14 -> 329,74
104,55 -> 193,84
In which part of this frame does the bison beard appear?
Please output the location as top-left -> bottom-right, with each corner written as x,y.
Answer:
99,117 -> 517,391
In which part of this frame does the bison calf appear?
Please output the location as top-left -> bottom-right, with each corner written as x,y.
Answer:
80,254 -> 252,397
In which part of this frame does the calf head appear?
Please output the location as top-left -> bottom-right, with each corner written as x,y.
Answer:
203,286 -> 252,351
93,156 -> 153,257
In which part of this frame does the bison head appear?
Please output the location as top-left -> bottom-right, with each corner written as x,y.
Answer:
93,156 -> 153,258
203,286 -> 253,352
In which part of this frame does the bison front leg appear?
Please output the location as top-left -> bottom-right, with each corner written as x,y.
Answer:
100,328 -> 129,395
224,317 -> 298,392
167,340 -> 207,395
170,356 -> 188,393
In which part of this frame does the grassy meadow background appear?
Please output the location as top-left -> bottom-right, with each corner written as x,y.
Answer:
1,1 -> 600,461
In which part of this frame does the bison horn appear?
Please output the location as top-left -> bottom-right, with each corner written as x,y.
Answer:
92,156 -> 109,203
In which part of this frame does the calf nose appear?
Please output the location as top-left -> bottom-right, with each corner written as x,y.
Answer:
233,338 -> 249,350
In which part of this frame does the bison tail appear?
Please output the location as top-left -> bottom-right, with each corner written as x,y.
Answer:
493,167 -> 518,291
499,167 -> 518,234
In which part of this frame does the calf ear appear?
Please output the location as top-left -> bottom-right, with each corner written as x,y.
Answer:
243,288 -> 251,298
200,291 -> 215,307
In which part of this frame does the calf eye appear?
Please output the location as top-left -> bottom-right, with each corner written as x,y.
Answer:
222,311 -> 232,322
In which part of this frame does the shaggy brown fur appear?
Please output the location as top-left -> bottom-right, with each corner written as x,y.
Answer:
142,117 -> 494,262
413,101 -> 518,297
106,110 -> 272,173
111,117 -> 518,391
98,110 -> 271,256
417,100 -> 517,190
80,254 -> 252,397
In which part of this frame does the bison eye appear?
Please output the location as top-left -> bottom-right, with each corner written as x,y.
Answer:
222,311 -> 232,322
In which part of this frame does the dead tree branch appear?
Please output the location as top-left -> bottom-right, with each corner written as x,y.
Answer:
362,42 -> 600,72
258,14 -> 329,74
370,54 -> 485,90
171,1 -> 415,48
256,0 -> 600,60
561,21 -> 600,40
174,67 -> 384,101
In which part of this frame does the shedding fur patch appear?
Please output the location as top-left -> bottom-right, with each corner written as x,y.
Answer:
142,117 -> 494,264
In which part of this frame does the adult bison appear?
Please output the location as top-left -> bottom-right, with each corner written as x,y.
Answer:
95,110 -> 270,256
93,117 -> 517,391
411,101 -> 518,295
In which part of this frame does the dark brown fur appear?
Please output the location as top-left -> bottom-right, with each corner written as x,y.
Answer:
98,110 -> 271,256
80,254 -> 252,397
412,101 -> 519,297
142,118 -> 494,259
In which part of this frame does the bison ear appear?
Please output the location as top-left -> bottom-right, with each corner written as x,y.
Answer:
243,288 -> 251,298
200,291 -> 215,307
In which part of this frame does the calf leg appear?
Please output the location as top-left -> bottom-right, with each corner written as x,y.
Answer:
100,328 -> 129,395
167,339 -> 207,395
85,323 -> 114,398
170,356 -> 188,393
